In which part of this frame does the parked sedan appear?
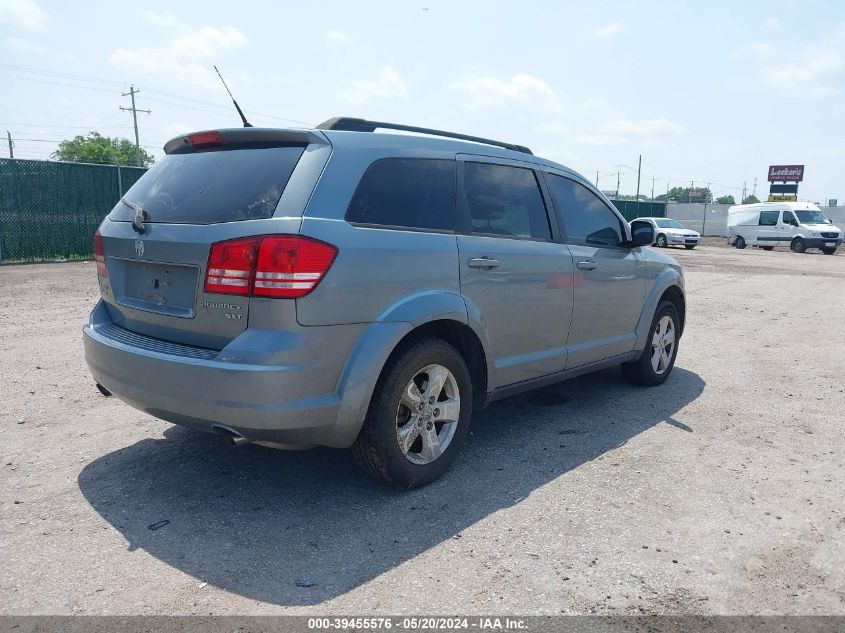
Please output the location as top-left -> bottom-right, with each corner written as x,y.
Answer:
634,217 -> 700,249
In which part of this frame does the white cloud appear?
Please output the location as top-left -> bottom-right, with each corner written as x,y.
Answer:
595,21 -> 623,38
451,72 -> 565,115
326,30 -> 351,43
747,22 -> 845,98
764,17 -> 782,31
5,35 -> 46,55
577,117 -> 683,146
142,11 -> 183,30
760,44 -> 844,97
337,66 -> 408,104
0,0 -> 49,32
109,25 -> 248,87
750,42 -> 774,57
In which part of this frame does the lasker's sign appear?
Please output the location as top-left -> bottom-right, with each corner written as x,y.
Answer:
768,165 -> 804,182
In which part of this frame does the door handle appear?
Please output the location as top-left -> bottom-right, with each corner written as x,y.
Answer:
467,257 -> 500,269
576,260 -> 597,271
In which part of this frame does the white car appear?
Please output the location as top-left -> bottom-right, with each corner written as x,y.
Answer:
634,217 -> 700,249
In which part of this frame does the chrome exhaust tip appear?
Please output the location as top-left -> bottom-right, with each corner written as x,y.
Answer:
211,425 -> 251,449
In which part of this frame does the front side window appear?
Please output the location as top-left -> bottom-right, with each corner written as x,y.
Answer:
463,162 -> 551,240
546,174 -> 623,247
346,158 -> 456,231
782,211 -> 798,225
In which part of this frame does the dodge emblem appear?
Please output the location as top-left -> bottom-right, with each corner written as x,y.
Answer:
135,240 -> 145,258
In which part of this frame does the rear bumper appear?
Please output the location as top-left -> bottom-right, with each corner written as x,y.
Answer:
83,301 -> 365,447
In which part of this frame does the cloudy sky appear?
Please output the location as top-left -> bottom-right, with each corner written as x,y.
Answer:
1,0 -> 843,202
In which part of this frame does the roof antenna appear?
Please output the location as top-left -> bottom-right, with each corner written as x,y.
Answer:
214,65 -> 253,128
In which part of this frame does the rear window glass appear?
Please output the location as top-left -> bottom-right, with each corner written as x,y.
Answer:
346,158 -> 456,231
109,145 -> 305,224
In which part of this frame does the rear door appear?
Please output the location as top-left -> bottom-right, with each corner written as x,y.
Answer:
456,155 -> 574,388
97,130 -> 328,349
543,173 -> 646,368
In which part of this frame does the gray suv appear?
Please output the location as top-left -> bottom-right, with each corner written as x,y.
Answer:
84,118 -> 685,487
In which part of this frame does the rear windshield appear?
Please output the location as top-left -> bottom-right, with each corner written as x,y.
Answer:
109,145 -> 305,224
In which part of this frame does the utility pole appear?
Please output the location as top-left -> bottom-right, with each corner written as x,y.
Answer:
752,177 -> 757,198
120,85 -> 150,167
616,171 -> 620,198
596,170 -> 599,188
651,177 -> 655,201
635,154 -> 642,201
742,181 -> 747,203
7,130 -> 13,158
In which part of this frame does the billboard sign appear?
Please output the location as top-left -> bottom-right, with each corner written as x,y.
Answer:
768,194 -> 798,202
768,165 -> 804,182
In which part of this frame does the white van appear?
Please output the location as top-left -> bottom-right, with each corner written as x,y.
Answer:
727,202 -> 842,254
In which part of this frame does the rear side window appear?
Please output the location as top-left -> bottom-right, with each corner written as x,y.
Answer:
109,146 -> 306,224
759,211 -> 779,226
546,174 -> 623,247
346,158 -> 456,231
464,162 -> 551,240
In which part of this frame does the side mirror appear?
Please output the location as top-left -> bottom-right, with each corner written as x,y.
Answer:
629,220 -> 655,247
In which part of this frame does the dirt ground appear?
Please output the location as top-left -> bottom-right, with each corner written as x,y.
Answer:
1,245 -> 843,615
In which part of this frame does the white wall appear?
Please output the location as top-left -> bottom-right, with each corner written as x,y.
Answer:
666,204 -> 845,237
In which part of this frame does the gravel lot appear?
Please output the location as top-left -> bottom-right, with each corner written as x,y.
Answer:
1,244 -> 843,615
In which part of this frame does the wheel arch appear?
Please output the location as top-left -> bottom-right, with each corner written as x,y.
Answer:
633,270 -> 685,352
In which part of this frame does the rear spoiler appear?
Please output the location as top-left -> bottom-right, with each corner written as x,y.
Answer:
164,128 -> 327,154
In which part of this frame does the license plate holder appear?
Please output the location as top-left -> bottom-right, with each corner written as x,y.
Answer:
118,261 -> 199,318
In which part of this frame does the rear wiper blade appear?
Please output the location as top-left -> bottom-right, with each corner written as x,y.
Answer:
121,197 -> 149,234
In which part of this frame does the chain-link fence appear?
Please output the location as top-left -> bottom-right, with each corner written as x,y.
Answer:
609,200 -> 667,221
0,158 -> 147,262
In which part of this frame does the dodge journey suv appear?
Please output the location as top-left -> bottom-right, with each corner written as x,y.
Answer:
84,117 -> 686,487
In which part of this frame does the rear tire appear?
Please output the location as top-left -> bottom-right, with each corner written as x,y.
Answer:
822,247 -> 836,255
791,238 -> 806,253
735,236 -> 746,249
655,234 -> 667,248
351,338 -> 473,488
622,300 -> 680,387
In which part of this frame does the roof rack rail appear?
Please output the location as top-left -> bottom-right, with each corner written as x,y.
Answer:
316,117 -> 533,155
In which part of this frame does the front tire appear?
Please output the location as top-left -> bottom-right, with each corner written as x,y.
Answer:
822,247 -> 836,255
735,236 -> 746,249
351,338 -> 473,488
761,246 -> 774,251
622,300 -> 680,386
655,234 -> 667,248
684,244 -> 696,250
791,238 -> 806,253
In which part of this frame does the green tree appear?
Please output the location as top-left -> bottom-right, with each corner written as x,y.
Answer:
656,186 -> 712,203
716,194 -> 736,204
52,132 -> 154,167
742,194 -> 760,204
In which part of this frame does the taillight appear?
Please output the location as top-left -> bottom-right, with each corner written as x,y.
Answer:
204,235 -> 337,299
204,236 -> 259,296
94,230 -> 108,277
